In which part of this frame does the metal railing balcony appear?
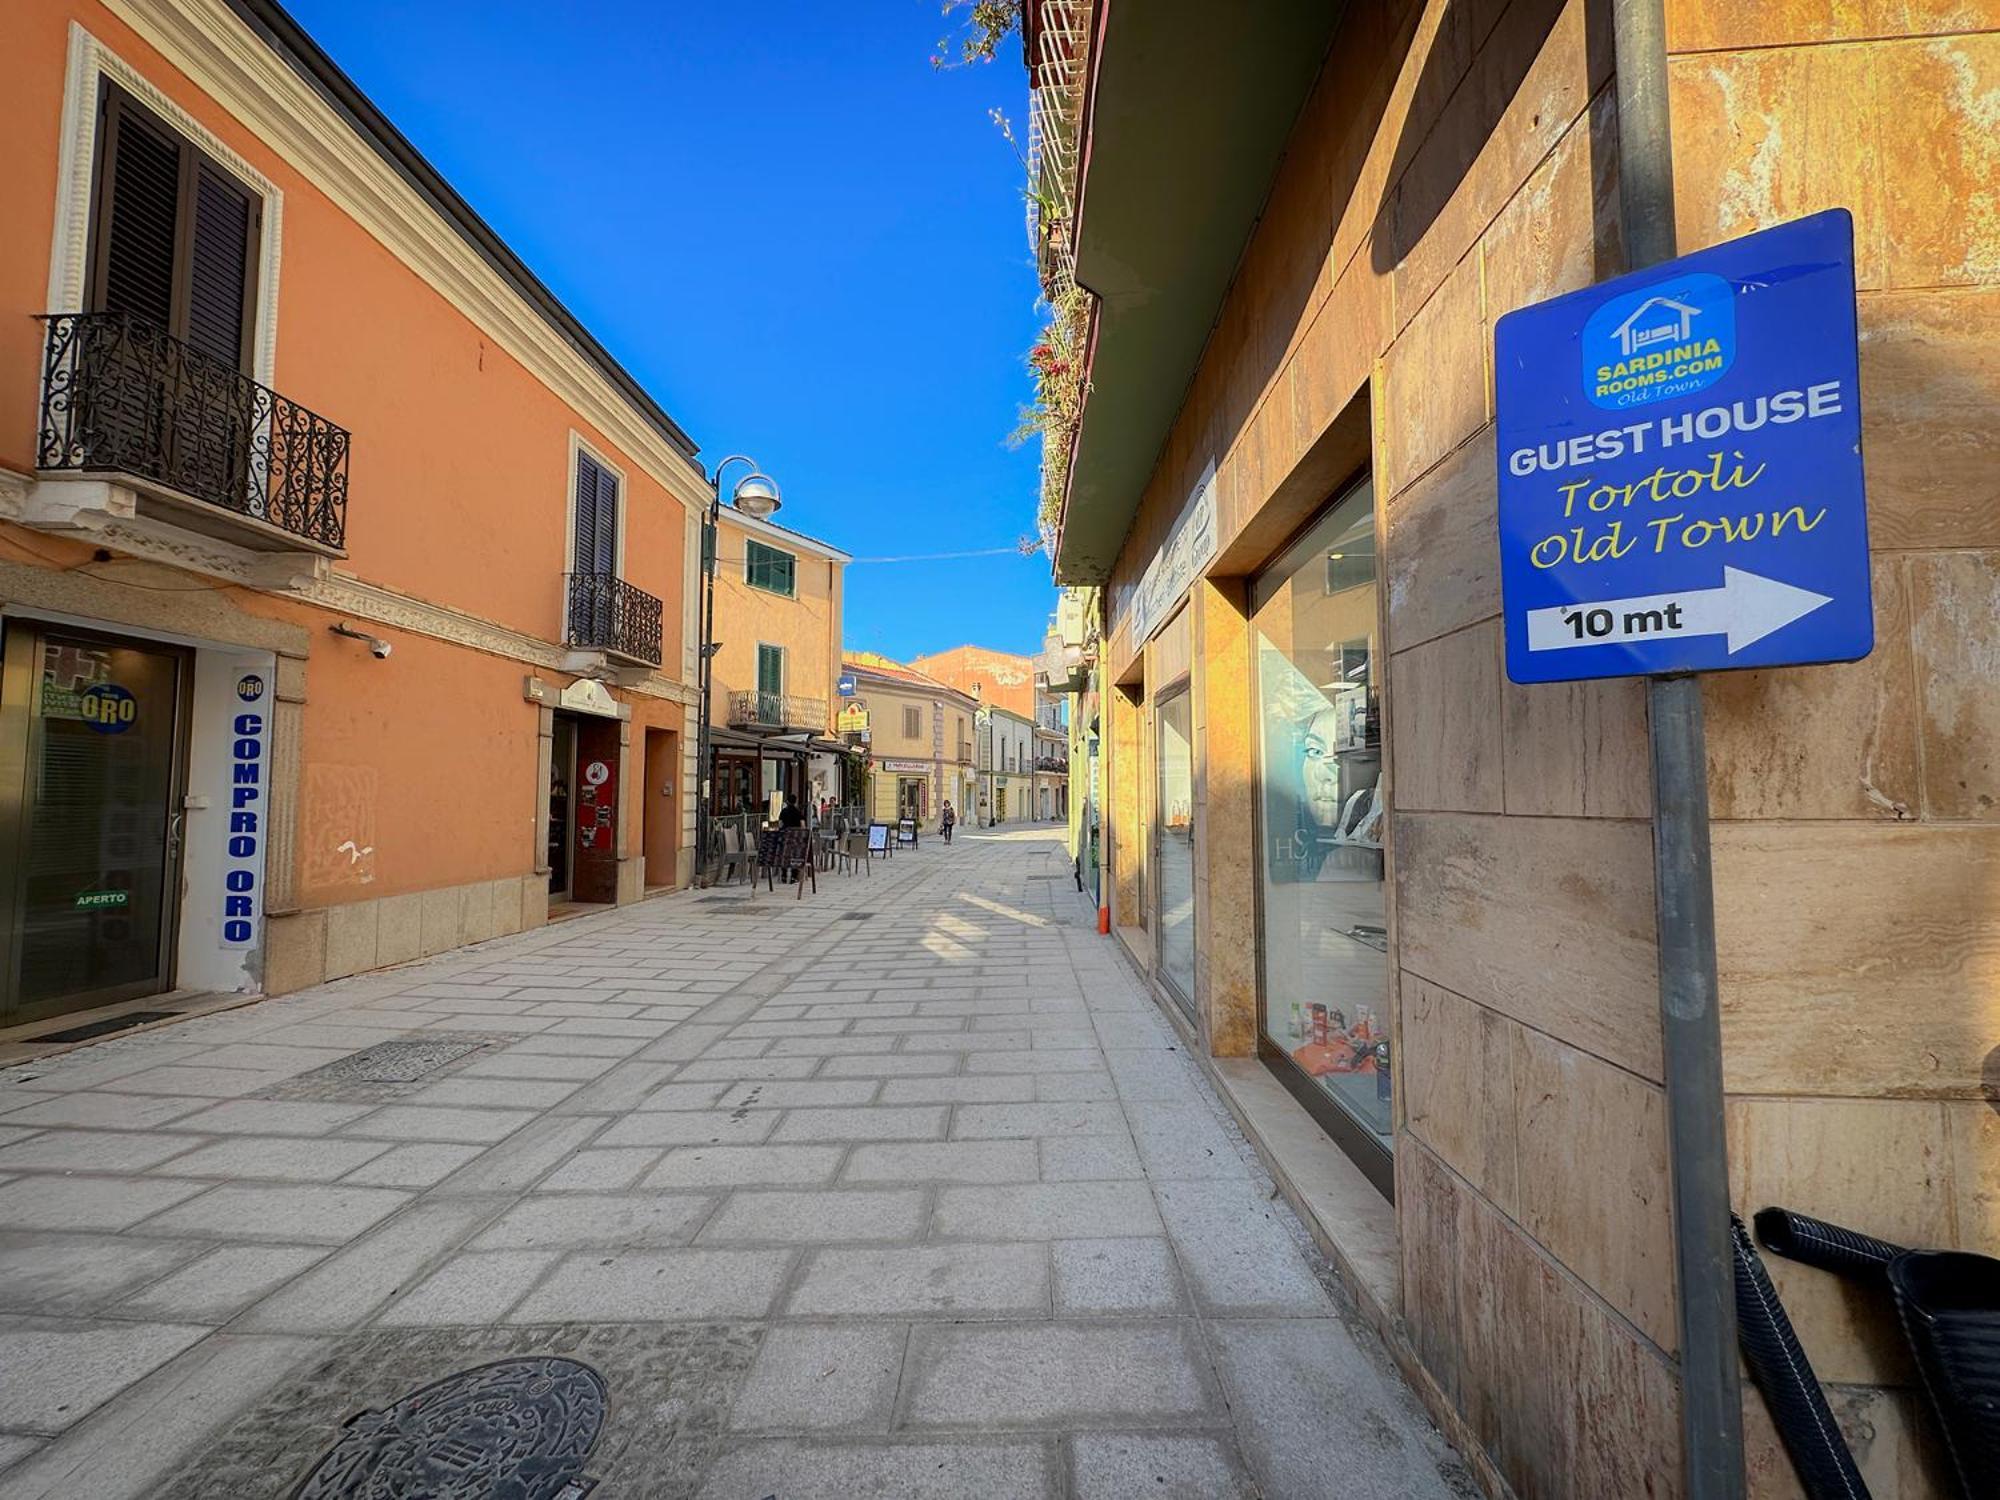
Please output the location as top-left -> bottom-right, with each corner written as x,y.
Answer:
728,690 -> 829,734
1025,0 -> 1090,296
566,570 -> 663,666
1036,756 -> 1068,773
37,310 -> 350,552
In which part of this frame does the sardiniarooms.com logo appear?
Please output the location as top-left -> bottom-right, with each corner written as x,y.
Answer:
1581,271 -> 1736,411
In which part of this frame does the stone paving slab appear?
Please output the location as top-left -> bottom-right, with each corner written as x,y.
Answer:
900,1322 -> 1222,1431
0,828 -> 1470,1499
786,1242 -> 1049,1319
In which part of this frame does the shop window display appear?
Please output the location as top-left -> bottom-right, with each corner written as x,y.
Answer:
1251,483 -> 1391,1160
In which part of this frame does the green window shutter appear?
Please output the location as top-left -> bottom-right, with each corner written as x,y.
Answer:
745,539 -> 796,597
757,644 -> 784,696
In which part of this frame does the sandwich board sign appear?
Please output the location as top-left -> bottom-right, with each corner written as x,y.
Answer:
1495,209 -> 1871,684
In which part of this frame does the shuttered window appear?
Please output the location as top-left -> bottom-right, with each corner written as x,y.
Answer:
87,84 -> 259,371
757,644 -> 785,697
904,705 -> 922,739
744,539 -> 796,597
573,449 -> 620,575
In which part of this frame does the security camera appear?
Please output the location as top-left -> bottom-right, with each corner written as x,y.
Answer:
330,622 -> 392,659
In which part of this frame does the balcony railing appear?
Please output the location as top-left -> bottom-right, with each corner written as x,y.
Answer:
1025,0 -> 1091,297
728,690 -> 829,734
566,571 -> 663,666
1036,756 -> 1068,773
37,310 -> 350,551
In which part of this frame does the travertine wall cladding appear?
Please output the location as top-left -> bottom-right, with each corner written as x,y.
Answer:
1095,0 -> 1996,1495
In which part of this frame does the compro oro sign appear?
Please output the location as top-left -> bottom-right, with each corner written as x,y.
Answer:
1494,210 -> 1871,684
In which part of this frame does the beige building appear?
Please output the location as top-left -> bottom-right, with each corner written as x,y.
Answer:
706,507 -> 851,821
976,703 -> 1036,826
841,652 -> 975,830
1030,1 -> 1998,1498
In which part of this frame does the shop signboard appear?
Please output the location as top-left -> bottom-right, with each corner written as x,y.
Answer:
1128,459 -> 1217,646
1495,210 -> 1871,684
221,672 -> 268,948
836,702 -> 869,733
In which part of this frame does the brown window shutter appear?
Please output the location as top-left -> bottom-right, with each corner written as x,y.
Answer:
593,460 -> 619,573
94,95 -> 180,331
574,451 -> 601,573
185,162 -> 256,371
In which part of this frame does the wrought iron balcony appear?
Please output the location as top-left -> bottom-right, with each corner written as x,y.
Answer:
566,571 -> 663,666
37,311 -> 350,552
727,691 -> 828,735
1036,755 -> 1068,773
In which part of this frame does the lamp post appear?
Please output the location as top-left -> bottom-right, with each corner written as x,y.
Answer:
696,455 -> 781,883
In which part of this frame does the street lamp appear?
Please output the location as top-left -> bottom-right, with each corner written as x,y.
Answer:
696,454 -> 782,882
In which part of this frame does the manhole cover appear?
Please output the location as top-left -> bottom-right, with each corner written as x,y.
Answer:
294,1357 -> 606,1499
154,1324 -> 757,1500
263,1034 -> 500,1103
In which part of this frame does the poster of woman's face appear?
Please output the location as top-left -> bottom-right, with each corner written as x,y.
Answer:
1300,705 -> 1345,827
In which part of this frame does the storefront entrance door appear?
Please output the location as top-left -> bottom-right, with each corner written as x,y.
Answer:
0,623 -> 190,1026
548,714 -> 576,897
1154,688 -> 1196,1013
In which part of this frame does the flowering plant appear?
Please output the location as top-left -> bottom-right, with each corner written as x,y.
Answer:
931,0 -> 1022,68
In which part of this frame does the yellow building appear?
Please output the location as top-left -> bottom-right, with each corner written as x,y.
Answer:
705,507 -> 850,820
841,652 -> 976,830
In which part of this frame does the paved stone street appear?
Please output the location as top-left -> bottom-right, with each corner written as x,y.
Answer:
0,828 -> 1469,1499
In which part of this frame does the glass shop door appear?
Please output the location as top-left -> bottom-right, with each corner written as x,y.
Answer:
0,623 -> 191,1026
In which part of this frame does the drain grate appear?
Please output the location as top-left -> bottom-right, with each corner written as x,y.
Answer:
262,1034 -> 499,1103
696,896 -> 750,905
32,1009 -> 179,1045
294,1357 -> 605,1500
837,912 -> 874,920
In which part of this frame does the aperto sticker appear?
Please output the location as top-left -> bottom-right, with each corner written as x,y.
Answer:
79,682 -> 137,734
74,890 -> 130,909
1583,271 -> 1736,410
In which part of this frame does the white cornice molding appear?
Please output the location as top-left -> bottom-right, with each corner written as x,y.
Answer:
302,572 -> 696,706
101,0 -> 712,520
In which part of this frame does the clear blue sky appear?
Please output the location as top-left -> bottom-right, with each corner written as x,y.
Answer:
284,0 -> 1054,659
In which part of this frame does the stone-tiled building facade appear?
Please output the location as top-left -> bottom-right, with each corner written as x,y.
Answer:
1043,2 -> 1998,1497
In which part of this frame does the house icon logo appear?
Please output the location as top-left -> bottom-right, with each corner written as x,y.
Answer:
1613,295 -> 1699,357
1582,271 -> 1736,411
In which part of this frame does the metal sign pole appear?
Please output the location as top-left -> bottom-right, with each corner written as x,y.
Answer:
1611,2 -> 1745,1496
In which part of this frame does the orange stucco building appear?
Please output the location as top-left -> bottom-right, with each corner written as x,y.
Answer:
0,0 -> 714,1028
909,643 -> 1040,720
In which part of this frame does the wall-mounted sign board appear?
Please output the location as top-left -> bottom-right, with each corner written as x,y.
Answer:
1495,210 -> 1871,684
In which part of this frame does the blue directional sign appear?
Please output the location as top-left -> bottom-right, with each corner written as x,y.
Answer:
1495,209 -> 1871,684
837,672 -> 857,698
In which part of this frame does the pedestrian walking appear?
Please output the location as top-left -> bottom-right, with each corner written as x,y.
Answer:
941,800 -> 956,844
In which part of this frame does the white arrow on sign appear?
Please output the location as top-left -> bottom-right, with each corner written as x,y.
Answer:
1526,567 -> 1834,655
